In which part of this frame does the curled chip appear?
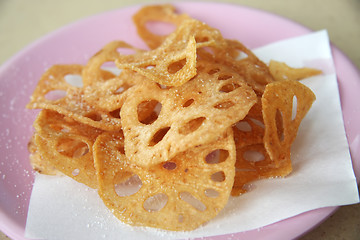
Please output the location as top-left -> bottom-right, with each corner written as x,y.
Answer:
262,80 -> 316,165
116,18 -> 227,87
133,4 -> 191,49
82,41 -> 141,86
121,60 -> 257,167
26,65 -> 122,131
94,128 -> 235,231
231,100 -> 290,196
269,60 -> 323,82
34,110 -> 103,189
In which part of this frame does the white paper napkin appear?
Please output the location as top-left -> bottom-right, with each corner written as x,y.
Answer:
25,30 -> 359,240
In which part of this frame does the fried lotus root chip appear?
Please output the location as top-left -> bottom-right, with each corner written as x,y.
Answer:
262,80 -> 316,165
28,133 -> 62,175
34,110 -> 103,189
269,60 -> 322,82
116,18 -> 227,87
94,128 -> 236,231
133,4 -> 191,49
231,99 -> 293,196
26,64 -> 122,131
121,60 -> 257,167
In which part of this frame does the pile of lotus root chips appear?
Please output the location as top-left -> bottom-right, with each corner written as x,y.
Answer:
26,4 -> 321,231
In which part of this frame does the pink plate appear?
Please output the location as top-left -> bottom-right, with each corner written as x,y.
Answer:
0,2 -> 359,240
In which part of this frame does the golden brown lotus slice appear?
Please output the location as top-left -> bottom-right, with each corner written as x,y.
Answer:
26,64 -> 122,131
133,4 -> 191,49
116,18 -> 227,87
94,128 -> 235,231
269,60 -> 322,82
121,60 -> 257,167
28,133 -> 62,175
33,110 -> 103,189
262,80 -> 316,166
231,99 -> 293,196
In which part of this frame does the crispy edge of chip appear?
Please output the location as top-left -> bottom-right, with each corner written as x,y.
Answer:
269,60 -> 322,82
262,80 -> 316,165
133,4 -> 191,49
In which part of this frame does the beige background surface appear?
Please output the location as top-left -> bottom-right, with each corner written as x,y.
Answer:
0,0 -> 359,239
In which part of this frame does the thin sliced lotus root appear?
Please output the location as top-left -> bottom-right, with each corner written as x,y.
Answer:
116,18 -> 227,87
34,110 -> 103,189
133,4 -> 191,49
28,133 -> 62,176
94,128 -> 235,231
269,60 -> 322,82
262,80 -> 316,165
82,41 -> 142,86
121,60 -> 257,167
231,99 -> 292,196
26,64 -> 122,131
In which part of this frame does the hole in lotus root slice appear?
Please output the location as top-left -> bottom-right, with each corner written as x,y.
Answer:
204,188 -> 220,198
33,110 -> 102,189
182,99 -> 194,107
179,192 -> 206,212
210,171 -> 226,182
56,137 -> 89,158
262,80 -> 315,166
145,21 -> 177,37
148,127 -> 171,146
133,4 -> 191,49
84,112 -> 102,122
137,100 -> 162,125
235,121 -> 252,132
115,173 -> 143,197
64,74 -> 83,87
44,90 -> 67,101
219,83 -> 240,93
167,58 -> 187,74
232,143 -> 293,196
213,101 -> 235,109
205,149 -> 229,164
162,161 -> 177,170
143,193 -> 169,212
93,128 -> 235,231
243,150 -> 265,162
178,117 -> 205,135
